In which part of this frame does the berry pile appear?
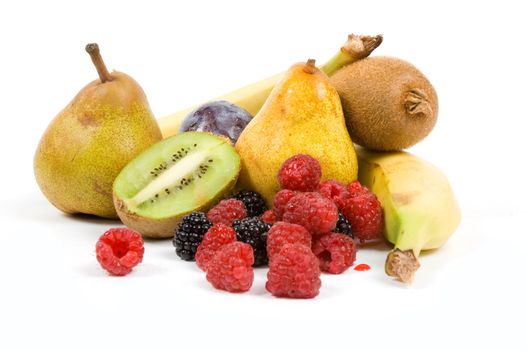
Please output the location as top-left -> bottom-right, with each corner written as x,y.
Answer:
95,154 -> 382,299
177,154 -> 383,297
169,190 -> 272,292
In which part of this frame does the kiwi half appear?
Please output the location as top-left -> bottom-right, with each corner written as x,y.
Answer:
113,131 -> 240,238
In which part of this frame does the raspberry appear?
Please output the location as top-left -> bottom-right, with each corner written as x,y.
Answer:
277,154 -> 321,192
232,217 -> 271,266
312,233 -> 356,274
334,212 -> 353,238
341,192 -> 384,243
261,210 -> 277,225
233,190 -> 268,217
207,199 -> 247,226
347,180 -> 370,197
96,228 -> 144,276
206,242 -> 254,293
318,179 -> 351,210
266,222 -> 312,261
272,189 -> 296,219
196,224 -> 237,271
282,192 -> 338,235
266,243 -> 321,298
173,212 -> 212,261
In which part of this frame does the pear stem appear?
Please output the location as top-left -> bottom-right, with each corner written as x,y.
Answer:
85,43 -> 112,83
303,59 -> 317,74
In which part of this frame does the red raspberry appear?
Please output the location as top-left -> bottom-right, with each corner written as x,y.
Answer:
207,199 -> 246,226
278,154 -> 321,192
341,192 -> 384,243
261,210 -> 277,225
195,224 -> 237,271
266,222 -> 312,260
206,242 -> 254,293
318,179 -> 351,210
266,243 -> 321,299
272,189 -> 296,219
282,192 -> 338,235
312,233 -> 356,274
347,180 -> 370,197
96,228 -> 144,276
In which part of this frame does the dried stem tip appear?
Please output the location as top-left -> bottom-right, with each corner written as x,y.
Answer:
343,34 -> 383,59
85,43 -> 112,83
385,249 -> 421,283
303,59 -> 317,74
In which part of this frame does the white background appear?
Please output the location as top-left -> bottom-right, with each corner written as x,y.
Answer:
1,1 -> 525,349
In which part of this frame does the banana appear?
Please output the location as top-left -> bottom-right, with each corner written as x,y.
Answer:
157,34 -> 383,138
356,147 -> 461,283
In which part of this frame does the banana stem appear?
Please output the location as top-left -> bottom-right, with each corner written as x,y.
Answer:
85,43 -> 112,83
321,34 -> 383,76
322,50 -> 355,76
385,249 -> 421,283
157,33 -> 383,138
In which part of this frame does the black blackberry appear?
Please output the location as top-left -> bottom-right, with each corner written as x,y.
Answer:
233,190 -> 268,217
232,217 -> 270,266
173,212 -> 212,261
334,212 -> 353,238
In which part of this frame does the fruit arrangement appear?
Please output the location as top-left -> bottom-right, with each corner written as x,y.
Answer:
34,34 -> 461,296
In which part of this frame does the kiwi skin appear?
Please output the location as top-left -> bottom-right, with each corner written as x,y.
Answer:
330,56 -> 438,151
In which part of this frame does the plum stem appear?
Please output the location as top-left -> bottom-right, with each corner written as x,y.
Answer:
85,43 -> 112,83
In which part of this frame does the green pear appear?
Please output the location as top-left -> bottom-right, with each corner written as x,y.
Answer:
235,59 -> 358,205
34,43 -> 162,218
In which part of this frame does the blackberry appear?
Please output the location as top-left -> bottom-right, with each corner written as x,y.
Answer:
233,190 -> 268,217
173,212 -> 212,261
232,217 -> 271,266
335,212 -> 353,238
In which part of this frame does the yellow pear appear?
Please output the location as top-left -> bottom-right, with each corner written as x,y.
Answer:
235,59 -> 358,205
34,44 -> 162,218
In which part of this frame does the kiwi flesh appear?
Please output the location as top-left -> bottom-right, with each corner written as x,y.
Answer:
330,56 -> 438,151
113,131 -> 240,238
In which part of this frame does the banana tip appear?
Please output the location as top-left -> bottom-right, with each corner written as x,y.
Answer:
385,249 -> 421,283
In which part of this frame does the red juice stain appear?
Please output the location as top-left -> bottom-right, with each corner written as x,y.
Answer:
354,263 -> 370,271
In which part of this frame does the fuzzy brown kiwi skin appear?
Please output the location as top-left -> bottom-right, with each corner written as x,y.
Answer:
114,173 -> 239,239
330,56 -> 438,151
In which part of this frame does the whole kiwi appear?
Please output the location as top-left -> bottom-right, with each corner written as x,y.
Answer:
330,56 -> 438,151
